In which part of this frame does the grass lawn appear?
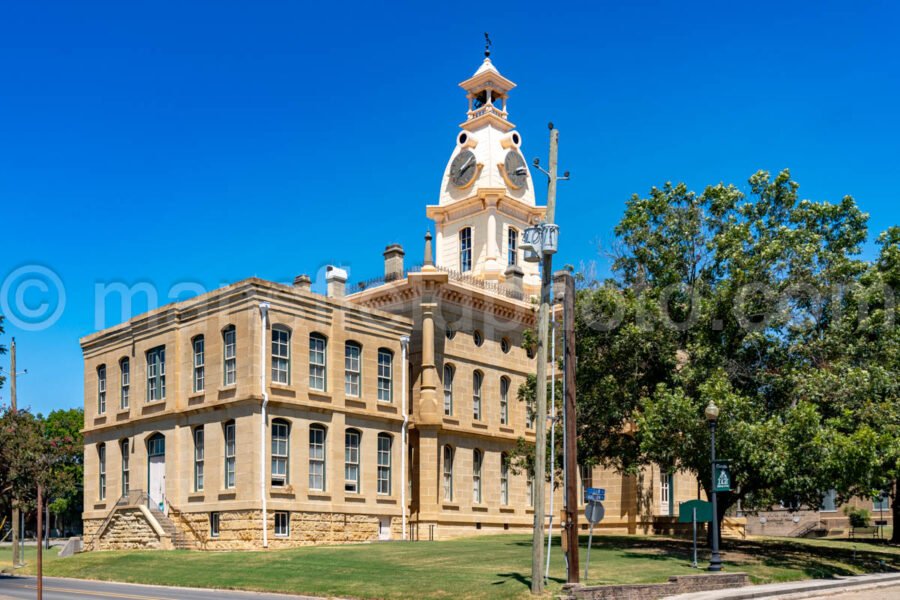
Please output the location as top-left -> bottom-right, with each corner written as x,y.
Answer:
6,534 -> 900,599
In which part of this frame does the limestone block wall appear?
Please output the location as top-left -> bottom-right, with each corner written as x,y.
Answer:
93,508 -> 165,550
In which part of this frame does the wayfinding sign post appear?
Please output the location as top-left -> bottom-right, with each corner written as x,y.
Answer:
583,495 -> 605,581
678,499 -> 713,568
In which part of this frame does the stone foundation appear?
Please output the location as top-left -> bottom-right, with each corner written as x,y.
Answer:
91,508 -> 168,550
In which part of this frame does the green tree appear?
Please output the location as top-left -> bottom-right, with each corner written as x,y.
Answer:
42,408 -> 84,535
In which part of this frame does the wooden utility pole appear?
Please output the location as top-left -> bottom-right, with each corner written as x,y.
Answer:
37,484 -> 43,600
531,124 -> 560,595
557,270 -> 580,582
10,337 -> 19,568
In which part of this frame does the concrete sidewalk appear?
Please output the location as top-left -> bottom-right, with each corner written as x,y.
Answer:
663,572 -> 900,599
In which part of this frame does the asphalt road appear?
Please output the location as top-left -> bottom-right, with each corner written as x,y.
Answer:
805,583 -> 900,599
0,576 -> 327,600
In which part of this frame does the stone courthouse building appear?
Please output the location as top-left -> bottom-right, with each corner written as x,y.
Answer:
81,53 -> 700,550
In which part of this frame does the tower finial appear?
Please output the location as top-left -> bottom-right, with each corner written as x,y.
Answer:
484,32 -> 491,58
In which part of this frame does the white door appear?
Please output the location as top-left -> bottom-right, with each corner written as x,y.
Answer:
660,472 -> 671,516
378,516 -> 391,541
149,455 -> 166,513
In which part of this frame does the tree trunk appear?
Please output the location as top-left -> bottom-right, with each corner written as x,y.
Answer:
891,479 -> 899,545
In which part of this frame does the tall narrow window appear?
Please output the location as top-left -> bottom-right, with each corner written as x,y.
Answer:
377,349 -> 393,402
192,336 -> 205,393
209,512 -> 220,538
98,443 -> 106,500
581,464 -> 594,504
309,334 -> 327,392
274,511 -> 290,537
527,470 -> 535,507
224,421 -> 236,489
119,358 -> 130,410
271,419 -> 289,487
97,365 -> 107,414
442,445 -> 454,501
309,425 -> 326,491
459,227 -> 472,272
443,364 -> 454,416
344,342 -> 361,397
194,427 -> 205,492
472,370 -> 483,421
223,326 -> 236,386
120,439 -> 130,495
377,433 -> 392,495
500,377 -> 510,425
500,453 -> 509,505
508,227 -> 518,266
272,327 -> 291,384
345,429 -> 360,493
527,392 -> 535,429
146,346 -> 166,402
472,449 -> 483,504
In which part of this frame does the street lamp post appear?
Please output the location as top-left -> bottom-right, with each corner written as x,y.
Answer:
705,400 -> 723,572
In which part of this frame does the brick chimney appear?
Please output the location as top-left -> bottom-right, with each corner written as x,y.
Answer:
293,274 -> 311,292
326,266 -> 348,299
503,265 -> 524,298
383,244 -> 405,281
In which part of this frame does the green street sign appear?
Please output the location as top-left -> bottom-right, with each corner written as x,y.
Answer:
678,499 -> 713,523
714,462 -> 732,492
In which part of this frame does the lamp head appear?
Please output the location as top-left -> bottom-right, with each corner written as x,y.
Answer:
704,401 -> 720,422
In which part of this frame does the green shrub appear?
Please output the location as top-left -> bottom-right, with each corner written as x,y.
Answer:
843,506 -> 871,528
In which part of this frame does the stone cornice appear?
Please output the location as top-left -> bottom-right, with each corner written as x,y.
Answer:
426,190 -> 545,225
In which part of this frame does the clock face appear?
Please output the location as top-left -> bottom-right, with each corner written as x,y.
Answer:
450,149 -> 477,188
504,150 -> 528,189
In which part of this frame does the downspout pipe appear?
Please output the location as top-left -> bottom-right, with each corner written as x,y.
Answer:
400,335 -> 410,541
259,302 -> 270,549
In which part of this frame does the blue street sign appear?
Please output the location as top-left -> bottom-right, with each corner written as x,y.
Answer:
585,487 -> 605,502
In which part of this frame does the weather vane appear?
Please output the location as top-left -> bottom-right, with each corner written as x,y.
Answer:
484,32 -> 492,58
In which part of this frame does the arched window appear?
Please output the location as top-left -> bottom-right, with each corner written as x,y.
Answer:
193,426 -> 204,492
309,424 -> 327,491
120,439 -> 129,495
222,326 -> 236,386
97,364 -> 107,414
344,428 -> 361,493
119,358 -> 130,409
272,326 -> 291,385
508,227 -> 519,266
98,443 -> 106,500
271,419 -> 290,487
309,334 -> 327,392
442,445 -> 454,501
472,449 -> 483,504
459,227 -> 472,272
223,421 -> 236,489
500,452 -> 509,505
344,341 -> 361,397
472,370 -> 483,421
377,433 -> 392,495
443,364 -> 454,416
192,336 -> 205,393
377,348 -> 393,403
500,377 -> 510,425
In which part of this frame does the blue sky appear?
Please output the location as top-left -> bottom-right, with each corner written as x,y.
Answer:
1,0 -> 898,414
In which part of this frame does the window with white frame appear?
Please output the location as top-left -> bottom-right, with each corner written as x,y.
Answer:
459,227 -> 472,272
344,342 -> 361,397
120,439 -> 130,495
309,425 -> 326,491
472,370 -> 483,421
194,427 -> 204,492
377,433 -> 392,495
345,429 -> 360,493
527,470 -> 534,507
98,443 -> 106,500
442,445 -> 454,502
377,349 -> 393,402
192,336 -> 205,392
224,421 -> 236,489
309,334 -> 327,392
209,512 -> 220,538
146,346 -> 166,402
223,326 -> 236,386
271,419 -> 289,487
508,227 -> 518,266
526,393 -> 535,429
97,365 -> 107,414
500,453 -> 509,505
473,449 -> 483,504
272,327 -> 291,384
443,364 -> 454,416
874,493 -> 890,512
500,377 -> 510,425
274,511 -> 290,537
820,489 -> 837,512
119,358 -> 130,410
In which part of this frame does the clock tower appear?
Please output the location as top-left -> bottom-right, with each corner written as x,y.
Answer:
427,52 -> 545,291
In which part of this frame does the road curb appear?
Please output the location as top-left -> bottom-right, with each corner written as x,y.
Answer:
663,572 -> 900,599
